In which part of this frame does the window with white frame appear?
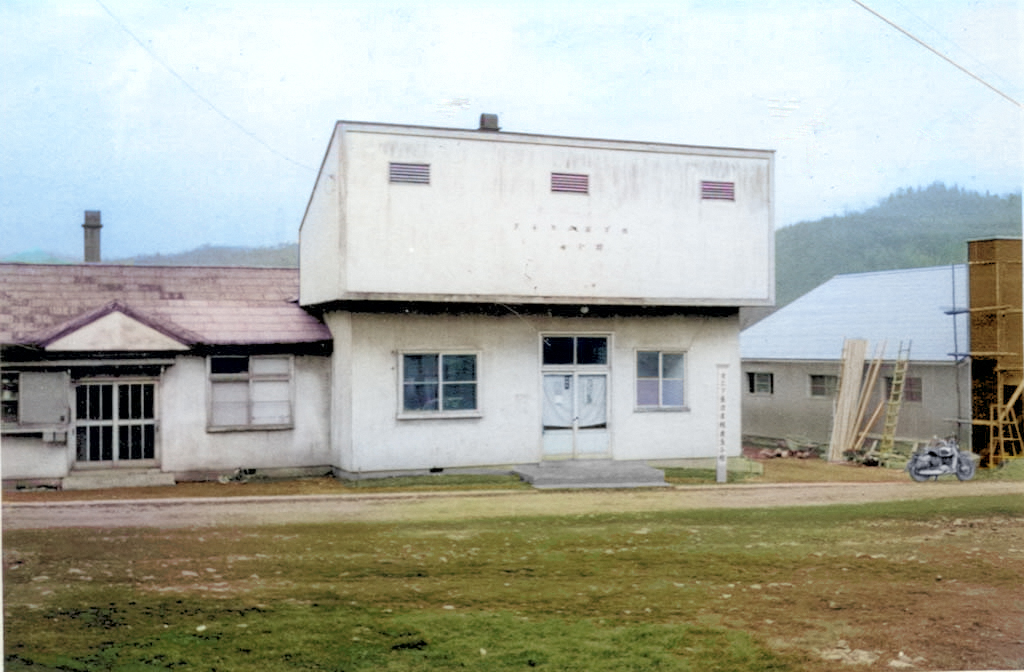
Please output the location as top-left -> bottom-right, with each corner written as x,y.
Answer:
636,351 -> 686,409
810,374 -> 838,397
747,371 -> 774,395
401,353 -> 478,415
209,355 -> 292,429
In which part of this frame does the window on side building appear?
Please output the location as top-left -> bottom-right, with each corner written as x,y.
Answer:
810,374 -> 838,397
400,353 -> 478,417
747,372 -> 774,395
885,376 -> 922,403
209,355 -> 293,430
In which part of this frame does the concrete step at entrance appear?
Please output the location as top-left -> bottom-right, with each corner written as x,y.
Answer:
515,460 -> 669,489
63,469 -> 176,491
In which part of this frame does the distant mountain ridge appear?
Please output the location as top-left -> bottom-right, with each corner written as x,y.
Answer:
4,184 -> 1019,307
776,183 -> 1020,306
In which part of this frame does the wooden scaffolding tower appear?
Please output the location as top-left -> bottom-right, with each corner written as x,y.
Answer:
967,238 -> 1022,467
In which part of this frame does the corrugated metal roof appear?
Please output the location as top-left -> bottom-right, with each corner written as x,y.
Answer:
741,265 -> 968,362
0,264 -> 331,346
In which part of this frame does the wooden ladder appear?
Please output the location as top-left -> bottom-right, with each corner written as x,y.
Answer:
878,342 -> 911,457
985,381 -> 1024,466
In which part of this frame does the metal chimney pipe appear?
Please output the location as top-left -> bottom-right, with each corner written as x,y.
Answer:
83,210 -> 101,263
479,113 -> 500,131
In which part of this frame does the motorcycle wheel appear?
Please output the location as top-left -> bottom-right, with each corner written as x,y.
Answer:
907,460 -> 931,482
956,453 -> 976,481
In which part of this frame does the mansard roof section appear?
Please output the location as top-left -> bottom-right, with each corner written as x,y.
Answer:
0,263 -> 331,347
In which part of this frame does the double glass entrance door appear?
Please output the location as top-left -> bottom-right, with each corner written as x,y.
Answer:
541,336 -> 610,459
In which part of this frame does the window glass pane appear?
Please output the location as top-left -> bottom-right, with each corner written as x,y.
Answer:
252,381 -> 291,424
252,356 -> 290,376
142,384 -> 154,419
662,354 -> 685,379
577,337 -> 607,365
144,424 -> 155,459
543,337 -> 574,365
76,386 -> 88,420
404,354 -> 439,382
1,373 -> 18,424
637,351 -> 659,378
252,401 -> 291,425
101,385 -> 113,420
442,383 -> 477,411
211,357 -> 249,375
252,380 -> 290,403
404,383 -> 439,411
442,355 -> 476,382
76,427 -> 88,461
118,425 -> 132,461
662,379 -> 685,407
211,381 -> 249,426
636,379 -> 659,406
752,373 -> 773,394
101,425 -> 113,461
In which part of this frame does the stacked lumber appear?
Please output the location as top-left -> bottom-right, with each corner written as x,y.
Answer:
827,339 -> 886,462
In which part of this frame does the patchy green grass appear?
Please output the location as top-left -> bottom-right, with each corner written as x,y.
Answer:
661,468 -> 756,485
344,473 -> 532,492
6,495 -> 1023,671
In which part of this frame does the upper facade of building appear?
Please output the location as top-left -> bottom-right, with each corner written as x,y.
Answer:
299,117 -> 775,309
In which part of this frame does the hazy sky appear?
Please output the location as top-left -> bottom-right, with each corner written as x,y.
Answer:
1,0 -> 1020,260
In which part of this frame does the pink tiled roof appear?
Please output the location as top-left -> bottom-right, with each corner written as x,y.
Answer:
0,264 -> 331,346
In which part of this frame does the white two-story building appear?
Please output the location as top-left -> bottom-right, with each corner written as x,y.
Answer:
300,117 -> 774,476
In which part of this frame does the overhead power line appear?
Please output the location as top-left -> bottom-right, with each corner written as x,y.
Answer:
95,0 -> 315,170
851,0 -> 1020,107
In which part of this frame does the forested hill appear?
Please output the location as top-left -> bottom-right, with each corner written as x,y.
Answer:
776,183 -> 1021,307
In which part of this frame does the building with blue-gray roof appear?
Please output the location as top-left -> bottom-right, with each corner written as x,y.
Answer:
740,265 -> 970,448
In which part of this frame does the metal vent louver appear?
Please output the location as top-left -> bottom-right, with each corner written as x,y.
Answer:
390,162 -> 431,184
551,172 -> 589,193
701,180 -> 735,200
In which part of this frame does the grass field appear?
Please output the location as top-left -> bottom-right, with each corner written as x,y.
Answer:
5,493 -> 1023,671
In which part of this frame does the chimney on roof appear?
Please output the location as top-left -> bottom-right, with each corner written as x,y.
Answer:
479,113 -> 500,131
83,210 -> 101,263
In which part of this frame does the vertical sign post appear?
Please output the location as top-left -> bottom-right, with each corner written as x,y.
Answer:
716,364 -> 729,484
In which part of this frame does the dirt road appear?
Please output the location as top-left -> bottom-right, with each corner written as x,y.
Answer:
4,480 -> 1021,530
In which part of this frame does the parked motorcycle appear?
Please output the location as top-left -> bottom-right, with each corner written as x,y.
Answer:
906,437 -> 977,482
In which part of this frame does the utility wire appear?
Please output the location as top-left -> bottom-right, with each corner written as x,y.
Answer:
850,0 -> 1020,107
95,0 -> 316,170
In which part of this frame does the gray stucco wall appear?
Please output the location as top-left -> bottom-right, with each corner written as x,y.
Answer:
741,359 -> 970,447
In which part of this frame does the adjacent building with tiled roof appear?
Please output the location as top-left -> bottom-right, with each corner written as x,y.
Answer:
1,263 -> 332,489
740,265 -> 970,447
0,264 -> 329,346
